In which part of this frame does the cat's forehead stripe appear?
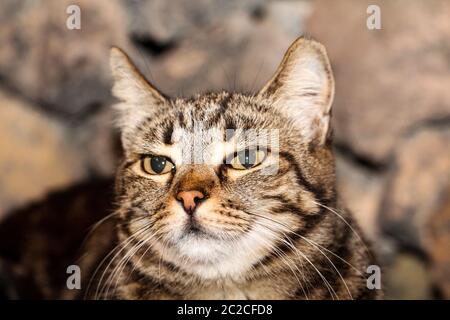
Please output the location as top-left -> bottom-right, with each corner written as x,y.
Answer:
163,122 -> 174,145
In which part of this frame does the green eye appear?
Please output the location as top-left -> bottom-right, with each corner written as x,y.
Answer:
229,149 -> 266,170
141,156 -> 174,175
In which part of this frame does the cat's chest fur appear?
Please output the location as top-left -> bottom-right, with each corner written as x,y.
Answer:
117,275 -> 290,300
192,286 -> 250,300
182,283 -> 282,300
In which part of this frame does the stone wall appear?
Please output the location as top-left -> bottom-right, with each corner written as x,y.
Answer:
0,0 -> 448,299
309,0 -> 450,299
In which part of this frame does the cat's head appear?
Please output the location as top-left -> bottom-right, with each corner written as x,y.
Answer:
110,38 -> 336,280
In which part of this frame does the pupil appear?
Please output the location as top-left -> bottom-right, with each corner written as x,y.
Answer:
150,156 -> 166,173
239,149 -> 256,169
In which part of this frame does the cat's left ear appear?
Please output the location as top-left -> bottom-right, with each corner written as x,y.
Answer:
258,37 -> 335,146
109,47 -> 166,130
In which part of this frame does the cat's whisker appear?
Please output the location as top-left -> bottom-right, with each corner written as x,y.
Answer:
108,236 -> 150,298
250,209 -> 355,299
298,237 -> 353,299
297,234 -> 362,277
158,234 -> 171,286
128,232 -> 165,282
86,224 -> 144,299
253,210 -> 357,296
104,236 -> 147,299
82,205 -> 147,278
249,227 -> 310,300
313,201 -> 371,257
236,232 -> 274,279
249,206 -> 363,276
220,64 -> 233,93
95,224 -> 152,299
82,210 -> 118,247
104,217 -> 164,298
249,59 -> 265,95
104,241 -> 142,298
108,229 -> 163,298
254,220 -> 336,299
249,214 -> 341,299
98,233 -> 147,299
287,227 -> 360,299
279,236 -> 337,300
257,219 -> 351,299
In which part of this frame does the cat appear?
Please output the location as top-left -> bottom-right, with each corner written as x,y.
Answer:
0,37 -> 380,300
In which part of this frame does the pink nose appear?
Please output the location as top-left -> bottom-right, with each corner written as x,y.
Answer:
176,190 -> 205,214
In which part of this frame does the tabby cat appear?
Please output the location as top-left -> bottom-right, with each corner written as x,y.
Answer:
0,37 -> 380,299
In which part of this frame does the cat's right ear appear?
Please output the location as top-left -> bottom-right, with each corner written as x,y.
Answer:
109,47 -> 166,130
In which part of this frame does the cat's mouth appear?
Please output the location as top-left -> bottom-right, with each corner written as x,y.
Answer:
182,216 -> 219,240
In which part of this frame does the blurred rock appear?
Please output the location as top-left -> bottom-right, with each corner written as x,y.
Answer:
71,105 -> 121,177
380,128 -> 450,250
123,0 -> 265,44
308,0 -> 450,163
128,0 -> 312,97
0,0 -> 129,119
309,0 -> 450,299
0,90 -> 86,219
335,153 -> 384,240
425,188 -> 450,298
383,252 -> 433,299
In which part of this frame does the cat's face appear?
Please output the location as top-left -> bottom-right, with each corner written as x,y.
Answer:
110,38 -> 336,279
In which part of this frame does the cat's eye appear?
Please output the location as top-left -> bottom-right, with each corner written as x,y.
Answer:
141,156 -> 175,175
228,149 -> 266,170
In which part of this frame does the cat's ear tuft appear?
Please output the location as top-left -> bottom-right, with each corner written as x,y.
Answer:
109,47 -> 166,130
258,37 -> 335,146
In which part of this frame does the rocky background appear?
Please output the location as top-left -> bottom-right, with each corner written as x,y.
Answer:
0,0 -> 449,299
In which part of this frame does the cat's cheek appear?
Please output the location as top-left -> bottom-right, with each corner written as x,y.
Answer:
298,189 -> 320,213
